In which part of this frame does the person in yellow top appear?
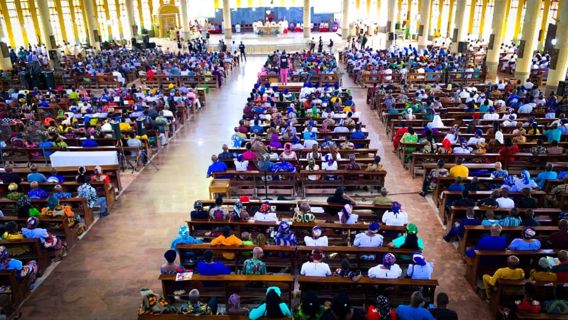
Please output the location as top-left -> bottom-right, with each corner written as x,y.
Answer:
210,226 -> 243,260
449,158 -> 469,178
529,257 -> 557,282
2,221 -> 28,256
482,255 -> 525,299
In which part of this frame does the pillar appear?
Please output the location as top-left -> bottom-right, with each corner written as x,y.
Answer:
417,0 -> 432,50
486,0 -> 508,81
83,0 -> 100,47
513,0 -> 542,83
303,0 -> 311,38
386,0 -> 397,46
125,0 -> 137,38
0,23 -> 12,70
180,0 -> 189,37
342,0 -> 350,39
222,0 -> 232,39
37,0 -> 55,50
450,0 -> 467,53
537,0 -> 551,50
545,0 -> 568,94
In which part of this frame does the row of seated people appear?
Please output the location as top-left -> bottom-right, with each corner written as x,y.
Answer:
258,51 -> 339,81
0,83 -> 206,164
369,80 -> 568,317
58,47 -> 233,89
342,45 -> 484,85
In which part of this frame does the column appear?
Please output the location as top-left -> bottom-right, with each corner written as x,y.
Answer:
417,0 -> 432,50
513,0 -> 541,83
0,23 -> 12,70
83,0 -> 100,47
486,0 -> 508,81
125,0 -> 137,38
180,0 -> 189,38
37,0 -> 55,49
537,0 -> 551,50
303,0 -> 311,38
450,0 -> 467,53
342,0 -> 350,39
545,0 -> 568,93
222,0 -> 232,39
387,0 -> 397,32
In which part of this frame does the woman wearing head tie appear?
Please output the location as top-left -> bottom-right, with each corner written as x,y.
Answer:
368,253 -> 402,279
381,202 -> 408,226
253,201 -> 278,222
337,204 -> 358,224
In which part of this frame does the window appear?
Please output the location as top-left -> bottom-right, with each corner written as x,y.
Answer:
5,0 -> 25,47
96,0 -> 110,41
20,0 -> 38,45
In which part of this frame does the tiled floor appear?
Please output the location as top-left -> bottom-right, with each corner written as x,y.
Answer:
19,55 -> 492,319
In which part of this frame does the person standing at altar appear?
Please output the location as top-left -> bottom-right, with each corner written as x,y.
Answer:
279,51 -> 289,85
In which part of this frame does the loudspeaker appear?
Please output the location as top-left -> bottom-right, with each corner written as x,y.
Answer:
418,25 -> 424,37
544,23 -> 557,54
388,32 -> 395,41
557,81 -> 568,97
49,35 -> 57,49
452,28 -> 458,42
0,42 -> 8,57
457,41 -> 467,53
143,35 -> 150,44
518,40 -> 526,58
488,34 -> 495,50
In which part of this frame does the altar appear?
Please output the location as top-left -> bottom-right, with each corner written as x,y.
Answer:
257,25 -> 281,35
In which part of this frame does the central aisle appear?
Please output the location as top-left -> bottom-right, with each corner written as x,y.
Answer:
20,55 -> 491,320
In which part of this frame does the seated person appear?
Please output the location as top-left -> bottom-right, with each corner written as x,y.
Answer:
354,222 -> 383,247
508,227 -> 541,250
481,210 -> 499,226
249,287 -> 292,320
389,223 -> 424,251
196,250 -> 230,275
274,221 -> 297,246
160,249 -> 185,275
482,255 -> 525,298
368,253 -> 402,279
406,253 -> 434,280
447,177 -> 465,192
372,187 -> 393,205
521,209 -> 540,227
530,257 -> 557,282
551,250 -> 568,282
179,289 -> 215,316
209,196 -> 228,220
304,226 -> 328,246
515,188 -> 538,209
338,204 -> 358,224
210,226 -> 243,259
443,207 -> 480,242
381,201 -> 408,226
253,201 -> 278,222
535,164 -> 558,189
466,224 -> 507,257
547,219 -> 568,249
27,165 -> 47,183
496,188 -> 515,209
543,285 -> 568,315
190,201 -> 209,221
27,181 -> 49,199
300,249 -> 332,277
0,246 -> 38,283
242,247 -> 267,275
500,207 -> 522,227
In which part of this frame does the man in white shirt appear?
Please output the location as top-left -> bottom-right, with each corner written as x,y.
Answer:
304,226 -> 328,246
300,249 -> 332,276
483,108 -> 500,120
496,189 -> 516,209
517,102 -> 535,114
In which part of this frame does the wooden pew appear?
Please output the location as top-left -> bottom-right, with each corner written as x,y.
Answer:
298,276 -> 439,306
196,199 -> 391,222
466,249 -> 558,287
0,198 -> 94,227
175,244 -> 416,273
139,315 -> 291,320
491,279 -> 568,317
0,270 -> 32,316
458,226 -> 560,257
186,220 -> 405,244
159,274 -> 294,303
445,206 -> 560,231
298,170 -> 386,196
0,216 -> 80,249
0,238 -> 49,276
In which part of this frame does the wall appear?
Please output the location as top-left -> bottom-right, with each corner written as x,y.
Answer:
209,7 -> 336,25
